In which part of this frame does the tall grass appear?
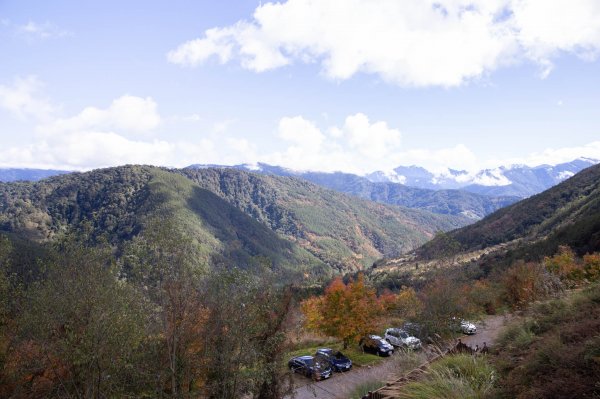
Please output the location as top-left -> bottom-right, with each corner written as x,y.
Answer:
347,380 -> 385,399
397,354 -> 496,399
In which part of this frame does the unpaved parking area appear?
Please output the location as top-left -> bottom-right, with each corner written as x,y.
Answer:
290,314 -> 510,398
289,348 -> 438,399
462,314 -> 510,349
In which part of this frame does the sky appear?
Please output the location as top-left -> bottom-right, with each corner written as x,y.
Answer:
1,0 -> 600,175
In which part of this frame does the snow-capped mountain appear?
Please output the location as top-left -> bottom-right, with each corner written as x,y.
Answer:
366,158 -> 599,198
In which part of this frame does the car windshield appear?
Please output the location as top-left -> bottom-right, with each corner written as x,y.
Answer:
400,331 -> 409,338
334,351 -> 345,359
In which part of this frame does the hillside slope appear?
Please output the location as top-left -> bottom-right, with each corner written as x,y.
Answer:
190,163 -> 518,219
0,166 -> 325,278
0,165 -> 469,276
416,163 -> 600,260
180,167 -> 470,270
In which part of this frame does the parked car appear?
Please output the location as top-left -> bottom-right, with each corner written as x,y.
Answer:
315,348 -> 352,372
384,328 -> 422,350
359,335 -> 394,356
460,320 -> 477,335
451,317 -> 477,335
288,355 -> 333,380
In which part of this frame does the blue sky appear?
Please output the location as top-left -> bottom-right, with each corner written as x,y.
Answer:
1,0 -> 600,174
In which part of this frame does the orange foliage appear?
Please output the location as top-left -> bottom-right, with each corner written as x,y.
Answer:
583,252 -> 600,281
544,245 -> 584,283
301,274 -> 382,348
503,261 -> 558,308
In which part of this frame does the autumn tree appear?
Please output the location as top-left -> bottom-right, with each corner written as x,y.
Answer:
392,287 -> 422,320
544,245 -> 584,284
583,252 -> 600,281
302,274 -> 381,349
502,261 -> 562,308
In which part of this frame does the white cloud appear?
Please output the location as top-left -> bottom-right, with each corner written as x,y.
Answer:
263,113 -> 405,173
499,141 -> 600,167
0,76 -> 56,120
41,95 -> 160,136
16,20 -> 71,40
168,0 -> 600,87
0,77 -> 258,170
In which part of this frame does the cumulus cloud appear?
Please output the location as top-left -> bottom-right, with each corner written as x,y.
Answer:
0,76 -> 56,120
40,95 -> 161,136
0,77 -> 258,170
263,113 -> 405,173
168,0 -> 600,86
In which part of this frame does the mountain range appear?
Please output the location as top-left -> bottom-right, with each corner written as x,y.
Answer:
0,168 -> 70,182
0,166 -> 468,279
366,158 -> 598,197
190,164 -> 519,220
420,161 -> 600,259
2,158 -> 596,224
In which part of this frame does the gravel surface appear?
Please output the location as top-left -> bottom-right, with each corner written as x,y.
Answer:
289,314 -> 511,399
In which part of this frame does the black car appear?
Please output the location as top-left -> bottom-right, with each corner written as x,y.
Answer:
359,335 -> 394,356
315,348 -> 352,372
288,355 -> 333,380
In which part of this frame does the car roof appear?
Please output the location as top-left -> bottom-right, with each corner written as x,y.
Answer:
297,355 -> 313,360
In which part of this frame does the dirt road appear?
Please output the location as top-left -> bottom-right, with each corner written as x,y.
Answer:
290,314 -> 510,399
461,314 -> 510,349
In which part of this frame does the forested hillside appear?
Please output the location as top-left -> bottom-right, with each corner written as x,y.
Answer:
190,164 -> 519,219
0,165 -> 468,276
180,167 -> 469,270
416,163 -> 600,261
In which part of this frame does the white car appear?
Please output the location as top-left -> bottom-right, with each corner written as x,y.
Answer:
384,328 -> 422,350
460,320 -> 477,335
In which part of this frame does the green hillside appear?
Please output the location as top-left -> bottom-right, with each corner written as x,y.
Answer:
403,163 -> 600,267
180,167 -> 470,270
0,165 -> 469,278
0,166 -> 325,279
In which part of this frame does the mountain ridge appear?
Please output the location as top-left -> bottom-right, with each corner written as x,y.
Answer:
0,165 -> 468,277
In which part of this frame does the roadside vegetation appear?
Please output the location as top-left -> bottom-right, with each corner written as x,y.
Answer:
397,354 -> 496,399
491,282 -> 600,398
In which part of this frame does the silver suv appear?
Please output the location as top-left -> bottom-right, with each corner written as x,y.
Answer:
384,328 -> 422,350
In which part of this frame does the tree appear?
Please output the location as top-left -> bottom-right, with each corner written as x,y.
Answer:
388,287 -> 423,321
583,252 -> 600,281
302,274 -> 381,349
14,240 -> 149,398
544,245 -> 583,284
502,261 -> 562,308
200,269 -> 294,399
122,219 -> 207,398
417,276 -> 472,338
